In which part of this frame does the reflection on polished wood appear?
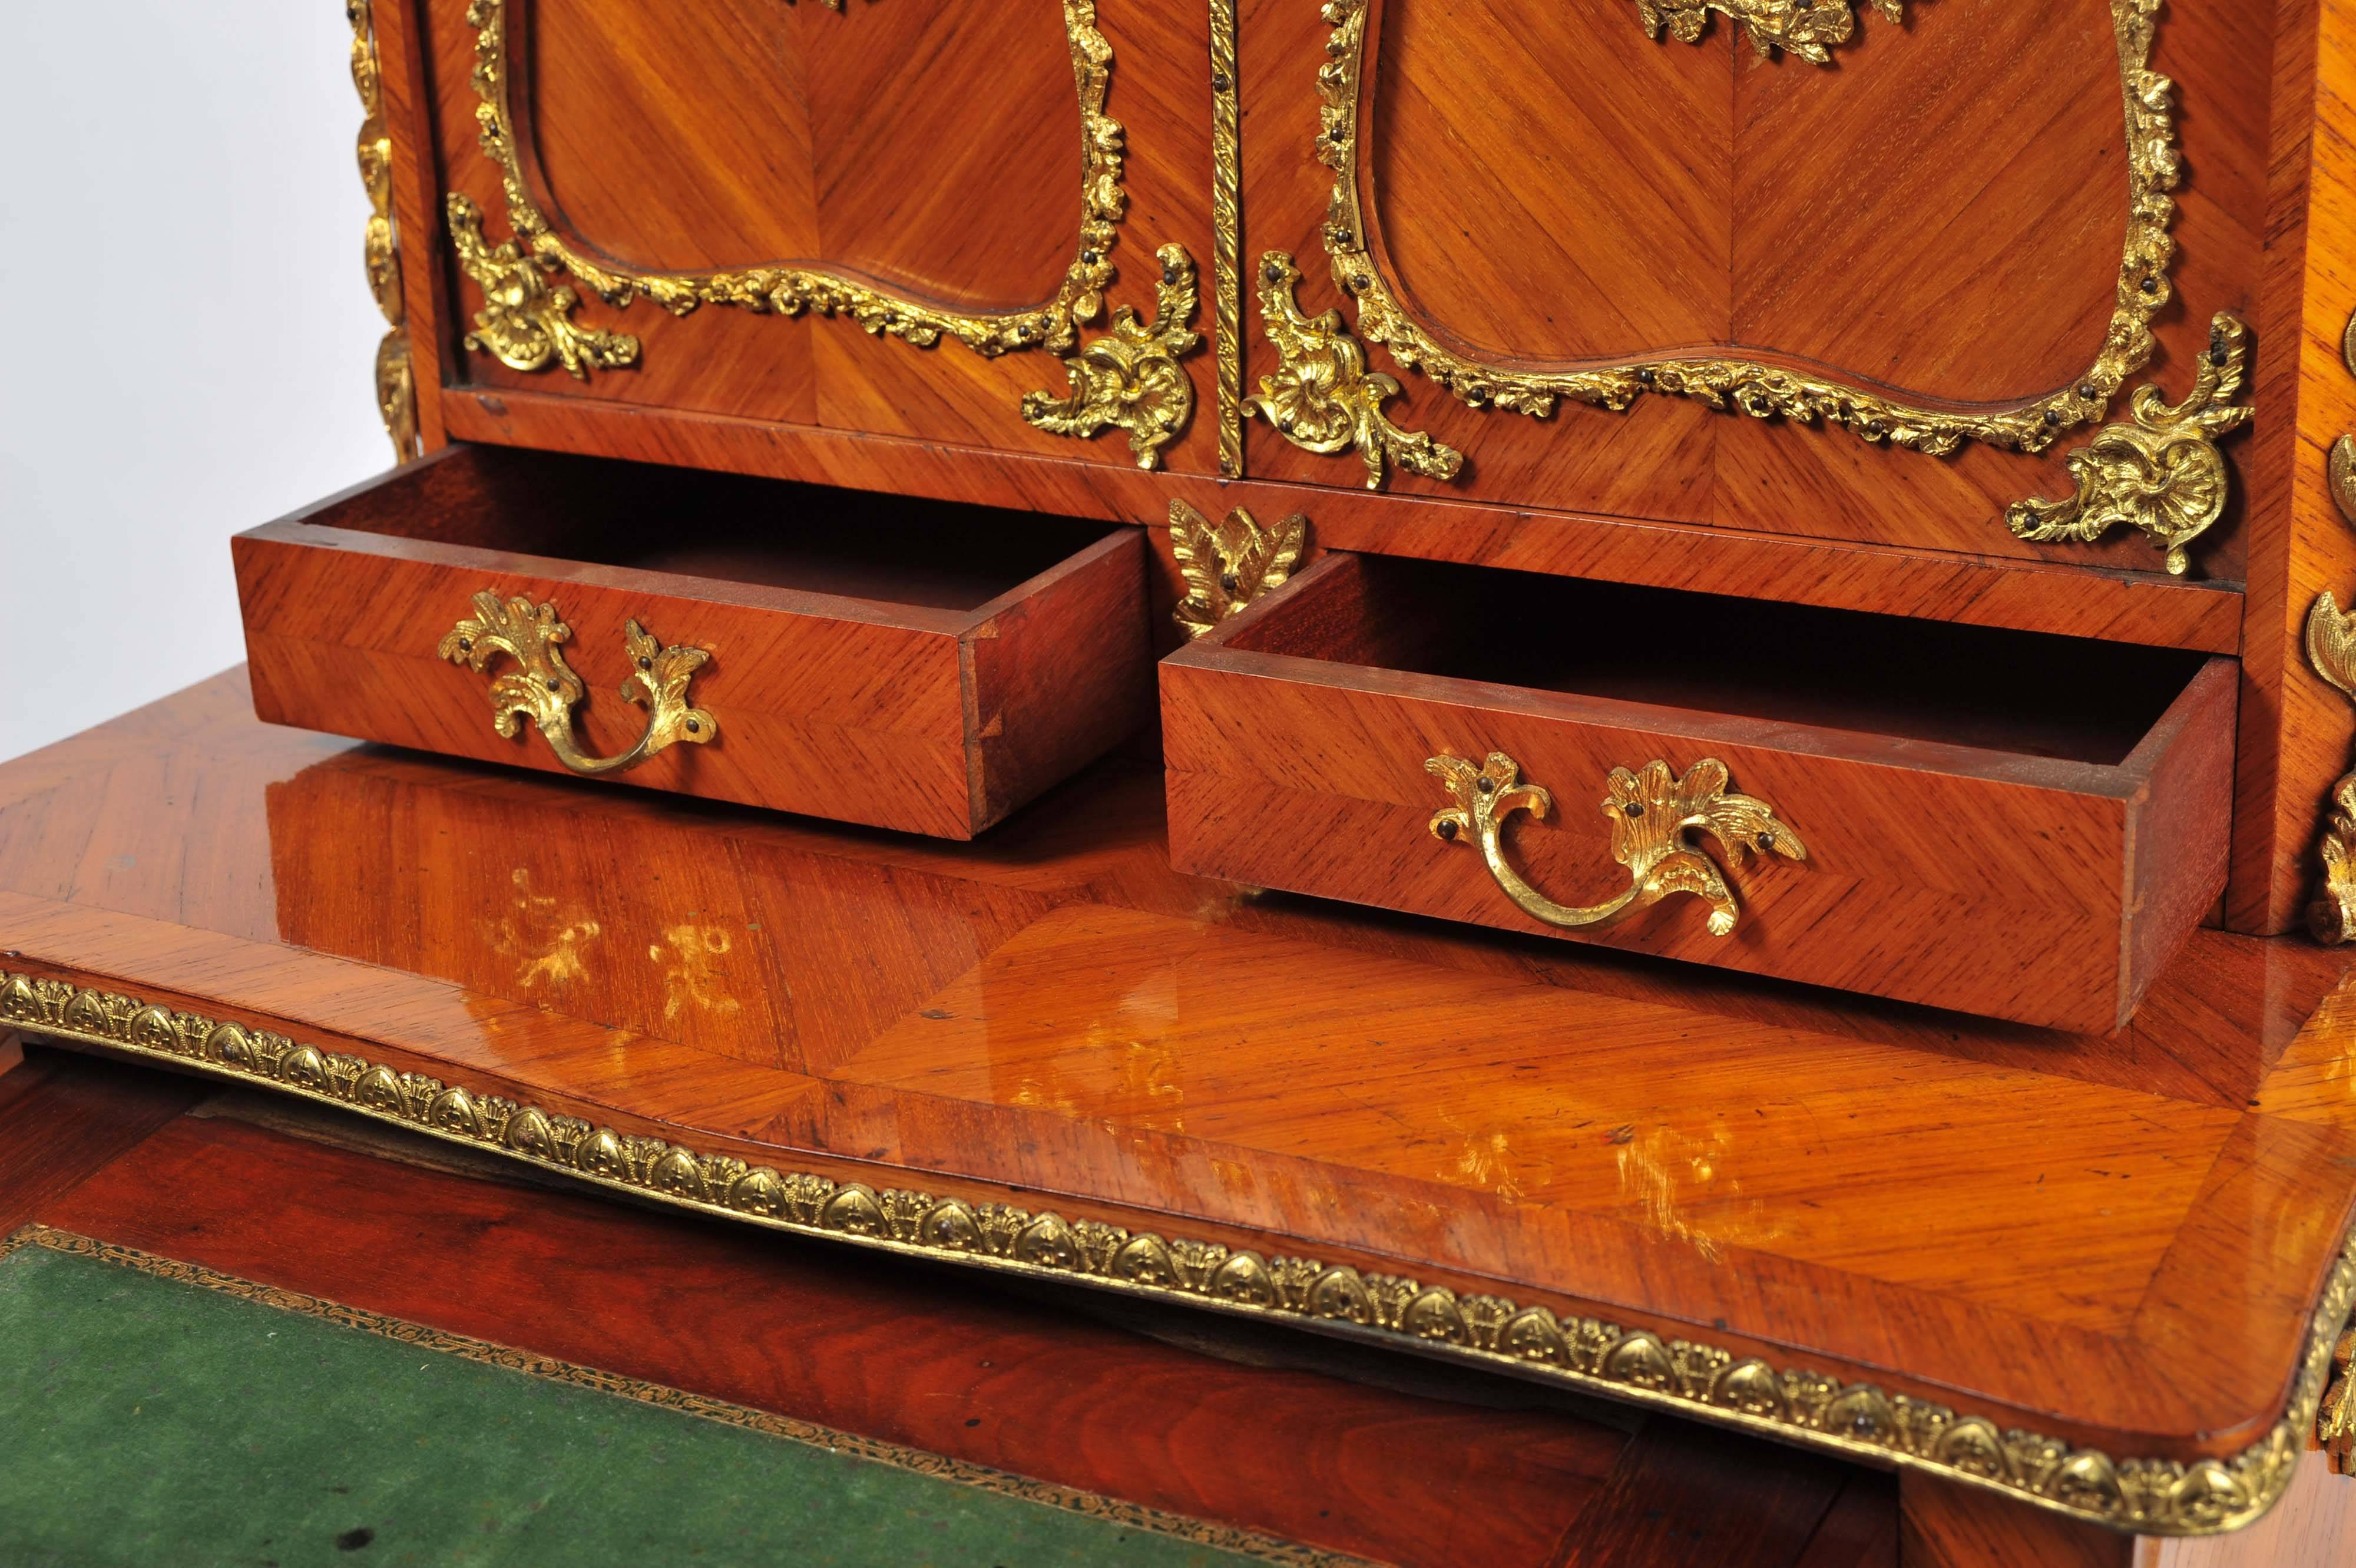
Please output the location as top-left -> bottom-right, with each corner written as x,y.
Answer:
5,673 -> 2356,1540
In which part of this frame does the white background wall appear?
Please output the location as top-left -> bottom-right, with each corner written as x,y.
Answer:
0,4 -> 394,763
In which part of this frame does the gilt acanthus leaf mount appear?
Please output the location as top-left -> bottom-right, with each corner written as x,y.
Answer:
1170,501 -> 1308,637
1632,0 -> 1906,65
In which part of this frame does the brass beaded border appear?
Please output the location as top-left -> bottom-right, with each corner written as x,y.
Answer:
0,1226 -> 1367,1568
5,965 -> 2346,1539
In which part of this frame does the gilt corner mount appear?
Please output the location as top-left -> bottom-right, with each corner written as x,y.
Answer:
1305,0 -> 2191,495
1021,244 -> 1204,469
2006,313 -> 2254,576
450,0 -> 1136,383
1246,252 -> 1462,489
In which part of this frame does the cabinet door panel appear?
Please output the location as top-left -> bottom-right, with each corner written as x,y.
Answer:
423,0 -> 1220,474
1236,0 -> 2266,584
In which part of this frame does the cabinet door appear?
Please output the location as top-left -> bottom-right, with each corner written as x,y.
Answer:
1233,0 -> 2265,583
401,0 -> 1219,476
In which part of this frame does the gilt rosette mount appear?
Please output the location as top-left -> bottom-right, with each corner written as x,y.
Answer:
438,591 -> 714,777
1430,752 -> 1805,935
1170,500 -> 1307,637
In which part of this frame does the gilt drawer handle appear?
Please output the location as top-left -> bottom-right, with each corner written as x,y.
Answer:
1428,752 -> 1805,935
437,591 -> 716,776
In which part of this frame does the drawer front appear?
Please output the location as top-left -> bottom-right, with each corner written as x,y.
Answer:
1163,623 -> 2236,1033
233,452 -> 1154,840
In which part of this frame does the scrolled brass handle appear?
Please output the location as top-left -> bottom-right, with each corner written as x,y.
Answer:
1428,751 -> 1804,936
437,590 -> 716,776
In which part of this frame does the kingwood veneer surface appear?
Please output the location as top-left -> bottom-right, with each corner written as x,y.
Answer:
2,670 -> 2354,1544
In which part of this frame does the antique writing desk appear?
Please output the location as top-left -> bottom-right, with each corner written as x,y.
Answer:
24,0 -> 2356,1558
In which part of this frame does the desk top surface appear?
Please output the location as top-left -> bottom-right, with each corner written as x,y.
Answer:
3,671 -> 2353,1534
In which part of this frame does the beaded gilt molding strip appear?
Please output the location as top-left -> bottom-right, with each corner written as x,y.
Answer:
1312,0 -> 2182,462
0,1227 -> 1364,1568
458,0 -> 1130,366
6,965 -> 2348,1539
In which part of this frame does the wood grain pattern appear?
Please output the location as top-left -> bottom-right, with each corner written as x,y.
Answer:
2223,0 -> 2356,932
1900,1474 -> 2135,1568
0,1051 -> 207,1240
444,392 -> 2245,653
1238,0 -> 2268,580
32,1105 -> 1617,1568
1549,1420 -> 1858,1568
418,0 -> 1222,476
6,672 -> 2356,1480
1162,552 -> 2235,1031
231,445 -> 1153,836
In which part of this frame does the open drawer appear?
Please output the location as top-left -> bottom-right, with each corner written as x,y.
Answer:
1161,553 -> 2236,1031
234,445 -> 1153,839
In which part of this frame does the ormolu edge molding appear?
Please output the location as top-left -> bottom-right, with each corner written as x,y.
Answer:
458,0 -> 1127,363
437,591 -> 716,777
1021,244 -> 1202,469
1428,752 -> 1806,938
3,964 -> 2344,1537
349,0 -> 418,462
1209,0 -> 1244,477
1631,0 -> 1904,62
1313,0 -> 2182,461
1170,500 -> 1306,636
0,1228 -> 1364,1568
2006,313 -> 2254,576
2306,312 -> 2356,944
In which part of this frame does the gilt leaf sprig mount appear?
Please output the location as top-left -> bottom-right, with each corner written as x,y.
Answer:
1169,501 -> 1307,637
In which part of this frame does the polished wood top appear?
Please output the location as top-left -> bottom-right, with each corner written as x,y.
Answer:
4,673 -> 2354,1516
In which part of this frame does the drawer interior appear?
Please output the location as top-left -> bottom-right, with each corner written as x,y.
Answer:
1226,554 -> 2216,766
313,445 -> 1122,613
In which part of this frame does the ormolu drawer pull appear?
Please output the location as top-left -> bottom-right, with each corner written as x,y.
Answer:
438,591 -> 716,776
1428,752 -> 1805,935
